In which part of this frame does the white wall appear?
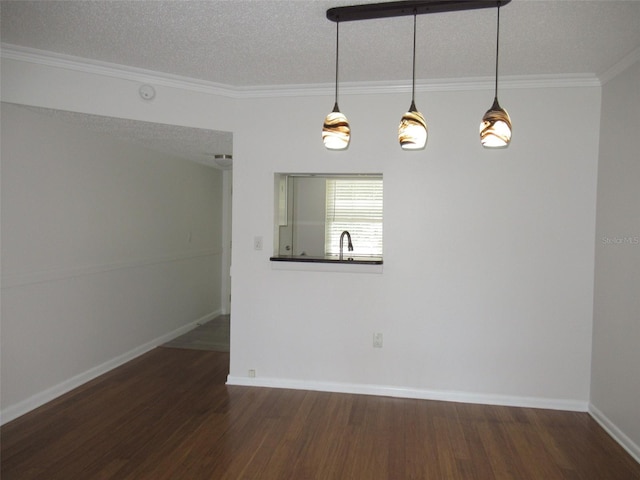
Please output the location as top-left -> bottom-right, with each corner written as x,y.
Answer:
1,103 -> 224,420
228,85 -> 600,410
0,51 -> 603,417
221,169 -> 233,314
0,58 -> 237,133
591,59 -> 640,460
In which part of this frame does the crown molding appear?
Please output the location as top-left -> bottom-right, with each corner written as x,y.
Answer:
240,73 -> 600,98
0,43 -> 240,98
1,43 -> 601,100
598,45 -> 640,86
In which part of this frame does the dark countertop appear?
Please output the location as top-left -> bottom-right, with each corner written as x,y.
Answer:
270,255 -> 383,265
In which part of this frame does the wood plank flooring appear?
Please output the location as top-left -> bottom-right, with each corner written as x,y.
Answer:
2,347 -> 639,479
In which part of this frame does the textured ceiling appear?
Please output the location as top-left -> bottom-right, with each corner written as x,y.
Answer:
2,0 -> 639,166
2,0 -> 640,86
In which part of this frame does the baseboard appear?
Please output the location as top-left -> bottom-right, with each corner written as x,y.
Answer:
0,309 -> 221,426
589,403 -> 640,463
225,376 -> 588,412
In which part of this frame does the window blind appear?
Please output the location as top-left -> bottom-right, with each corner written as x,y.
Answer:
325,178 -> 383,256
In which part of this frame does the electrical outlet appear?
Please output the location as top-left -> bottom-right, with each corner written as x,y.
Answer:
254,236 -> 263,250
373,333 -> 383,348
248,369 -> 256,378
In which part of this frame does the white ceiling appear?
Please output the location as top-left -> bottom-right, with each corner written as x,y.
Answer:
2,0 -> 639,165
14,105 -> 234,169
2,0 -> 640,86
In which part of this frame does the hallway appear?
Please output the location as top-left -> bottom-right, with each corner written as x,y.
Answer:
162,315 -> 230,352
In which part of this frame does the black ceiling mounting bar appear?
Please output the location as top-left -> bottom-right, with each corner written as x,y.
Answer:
327,0 -> 511,22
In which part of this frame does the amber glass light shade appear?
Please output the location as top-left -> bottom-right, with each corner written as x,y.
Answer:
480,5 -> 511,149
480,97 -> 511,148
324,19 -> 350,151
398,13 -> 427,151
322,103 -> 351,150
399,101 -> 427,150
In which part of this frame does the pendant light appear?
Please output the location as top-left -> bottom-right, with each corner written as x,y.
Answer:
480,3 -> 512,148
398,12 -> 427,150
323,18 -> 350,150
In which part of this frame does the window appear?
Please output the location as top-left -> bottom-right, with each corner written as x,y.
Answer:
275,173 -> 383,259
325,177 -> 383,257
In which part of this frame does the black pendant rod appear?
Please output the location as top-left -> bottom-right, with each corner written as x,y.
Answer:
334,19 -> 340,105
327,0 -> 510,22
493,5 -> 501,99
410,11 -> 417,105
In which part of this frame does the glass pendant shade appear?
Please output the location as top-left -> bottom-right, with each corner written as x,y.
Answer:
323,103 -> 351,150
324,19 -> 350,151
399,101 -> 427,150
480,97 -> 511,148
481,4 -> 511,149
398,13 -> 427,151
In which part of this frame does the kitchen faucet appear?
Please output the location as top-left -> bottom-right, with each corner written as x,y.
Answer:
339,230 -> 353,260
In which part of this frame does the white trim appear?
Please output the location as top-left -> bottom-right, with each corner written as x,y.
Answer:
589,403 -> 640,464
226,376 -> 588,412
1,249 -> 221,289
233,74 -> 601,98
1,43 -> 600,99
334,74 -> 600,96
220,170 -> 233,315
0,310 -> 221,426
599,45 -> 640,86
0,43 -> 238,98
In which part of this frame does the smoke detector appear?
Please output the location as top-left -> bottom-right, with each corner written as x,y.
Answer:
138,84 -> 156,101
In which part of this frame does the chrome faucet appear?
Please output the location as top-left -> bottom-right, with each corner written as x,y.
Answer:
339,230 -> 354,260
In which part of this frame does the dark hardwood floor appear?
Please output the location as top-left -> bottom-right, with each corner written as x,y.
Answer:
2,347 -> 639,479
